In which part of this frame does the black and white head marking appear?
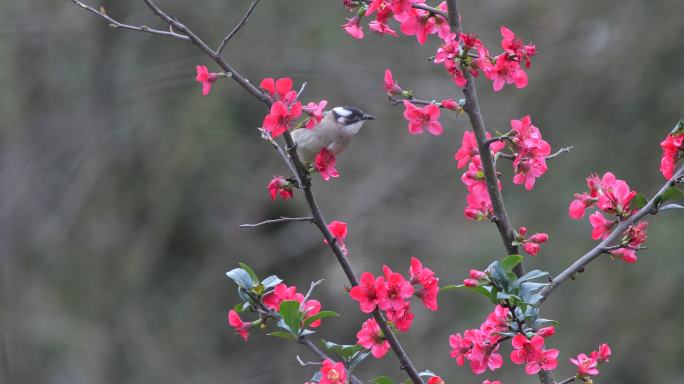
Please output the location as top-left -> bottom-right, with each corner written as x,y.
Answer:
332,106 -> 374,126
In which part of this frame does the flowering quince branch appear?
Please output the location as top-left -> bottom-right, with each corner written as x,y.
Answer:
216,0 -> 261,55
239,216 -> 315,229
538,163 -> 684,304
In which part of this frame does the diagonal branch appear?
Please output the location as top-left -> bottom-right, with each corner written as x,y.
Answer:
217,0 -> 261,55
538,164 -> 684,303
74,1 -> 426,383
70,0 -> 190,41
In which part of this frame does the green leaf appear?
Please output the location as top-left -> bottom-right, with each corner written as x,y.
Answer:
310,371 -> 322,383
517,270 -> 549,284
302,311 -> 339,329
278,300 -> 302,336
671,119 -> 684,135
238,262 -> 259,283
226,268 -> 254,289
268,331 -> 296,341
659,187 -> 684,206
440,284 -> 461,292
500,254 -> 524,273
371,376 -> 395,384
233,302 -> 245,313
261,275 -> 282,289
632,193 -> 648,209
348,351 -> 371,372
533,318 -> 558,329
320,340 -> 363,361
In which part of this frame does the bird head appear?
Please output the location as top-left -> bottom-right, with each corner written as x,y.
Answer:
331,106 -> 374,135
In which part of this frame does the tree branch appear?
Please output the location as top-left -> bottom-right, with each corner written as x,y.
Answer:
538,164 -> 684,304
70,0 -> 190,41
216,0 -> 261,55
239,216 -> 314,228
411,3 -> 447,18
70,1 -> 426,382
445,0 -> 522,276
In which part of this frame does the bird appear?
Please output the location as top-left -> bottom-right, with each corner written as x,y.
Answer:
290,106 -> 374,164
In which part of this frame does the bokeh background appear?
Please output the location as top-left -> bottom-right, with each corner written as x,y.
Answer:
1,0 -> 683,383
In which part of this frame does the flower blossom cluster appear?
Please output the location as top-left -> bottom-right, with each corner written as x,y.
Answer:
267,176 -> 293,200
516,226 -> 549,256
509,116 -> 551,190
433,26 -> 536,91
660,126 -> 684,179
570,343 -> 611,378
568,172 -> 647,262
449,305 -> 558,376
455,131 -> 501,221
227,282 -> 325,341
350,258 -> 439,357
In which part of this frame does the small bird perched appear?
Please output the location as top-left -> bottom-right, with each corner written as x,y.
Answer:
291,106 -> 374,163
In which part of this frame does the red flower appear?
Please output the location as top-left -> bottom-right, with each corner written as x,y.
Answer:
384,68 -> 403,96
262,283 -> 303,311
465,329 -> 504,374
609,221 -> 648,263
385,300 -> 414,332
569,192 -> 597,219
455,130 -> 504,169
510,334 -> 544,365
356,317 -> 390,358
464,183 -> 493,221
428,377 -> 445,384
400,8 -> 437,44
320,359 -> 347,384
590,343 -> 611,363
326,220 -> 349,256
570,353 -> 599,377
525,349 -> 559,374
267,176 -> 293,200
379,265 -> 414,311
260,77 -> 297,105
449,332 -> 473,366
369,20 -> 398,36
510,116 -> 551,190
228,310 -> 251,341
518,227 -> 549,256
500,26 -> 537,68
349,272 -> 387,313
660,132 -> 684,179
536,326 -> 556,338
484,54 -> 528,92
402,101 -> 443,135
482,381 -> 501,384
196,65 -> 218,96
409,257 -> 439,311
303,100 -> 328,128
262,101 -> 302,138
315,148 -> 340,181
342,15 -> 364,39
589,211 -> 614,240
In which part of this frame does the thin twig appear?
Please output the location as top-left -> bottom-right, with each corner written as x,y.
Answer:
259,128 -> 303,187
70,0 -> 190,41
539,164 -> 684,303
216,0 -> 261,54
556,376 -> 577,384
297,82 -> 308,100
299,337 -> 364,384
239,216 -> 314,228
412,3 -> 448,18
296,355 -> 321,366
498,146 -> 574,161
301,279 -> 325,305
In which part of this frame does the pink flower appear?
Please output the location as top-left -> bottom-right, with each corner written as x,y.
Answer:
391,0 -> 420,22
660,132 -> 684,179
589,211 -> 614,240
262,283 -> 303,310
428,377 -> 445,384
228,310 -> 251,341
267,176 -> 293,200
262,101 -> 302,138
379,265 -> 414,311
303,100 -> 328,129
595,172 -> 637,216
591,343 -> 612,363
525,349 -> 559,374
302,299 -> 323,328
464,278 -> 479,287
518,227 -> 548,256
356,317 -> 390,358
509,116 -> 551,190
536,326 -> 555,338
400,8 -> 437,44
466,329 -> 504,374
320,359 -> 347,384
349,272 -> 387,313
433,2 -> 452,39
480,305 -> 510,338
385,300 -> 415,332
449,332 -> 474,366
260,77 -> 297,105
455,131 -> 504,169
403,100 -> 443,135
569,193 -> 596,219
510,334 -> 544,365
326,220 -> 348,256
315,148 -> 340,181
409,257 -> 439,311
484,54 -> 528,91
369,20 -> 399,36
500,26 -> 537,68
609,221 -> 647,263
384,68 -> 403,96
570,353 -> 599,377
441,99 -> 460,111
482,381 -> 502,384
196,65 -> 218,96
342,15 -> 364,39
464,183 -> 494,221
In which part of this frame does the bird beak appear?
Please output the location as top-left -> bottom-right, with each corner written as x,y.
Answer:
362,113 -> 375,121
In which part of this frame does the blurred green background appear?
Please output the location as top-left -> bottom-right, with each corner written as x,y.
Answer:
1,0 -> 683,383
